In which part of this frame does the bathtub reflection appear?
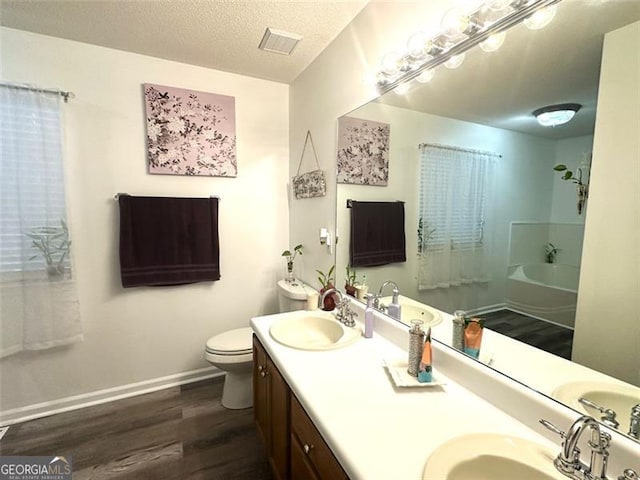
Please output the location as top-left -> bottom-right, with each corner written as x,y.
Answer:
505,264 -> 579,328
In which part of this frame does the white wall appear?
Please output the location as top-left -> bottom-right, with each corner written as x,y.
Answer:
289,1 -> 459,293
0,28 -> 290,415
335,102 -> 556,314
573,21 -> 640,385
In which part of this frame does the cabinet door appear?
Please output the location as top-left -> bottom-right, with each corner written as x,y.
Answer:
253,334 -> 269,447
291,395 -> 349,480
290,433 -> 320,480
268,356 -> 290,480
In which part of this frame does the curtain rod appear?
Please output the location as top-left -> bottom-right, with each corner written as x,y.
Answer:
418,143 -> 502,158
114,193 -> 220,200
0,82 -> 75,103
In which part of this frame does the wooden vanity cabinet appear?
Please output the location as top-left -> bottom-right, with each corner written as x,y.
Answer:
253,335 -> 349,480
290,394 -> 349,480
253,335 -> 290,480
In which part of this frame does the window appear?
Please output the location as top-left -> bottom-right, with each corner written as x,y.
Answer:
0,85 -> 69,274
417,144 -> 496,290
0,84 -> 82,356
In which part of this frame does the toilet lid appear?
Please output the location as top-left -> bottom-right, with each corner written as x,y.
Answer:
206,327 -> 253,355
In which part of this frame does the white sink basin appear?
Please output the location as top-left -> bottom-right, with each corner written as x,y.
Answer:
400,304 -> 442,328
269,312 -> 361,351
552,381 -> 640,434
380,296 -> 443,327
424,433 -> 563,480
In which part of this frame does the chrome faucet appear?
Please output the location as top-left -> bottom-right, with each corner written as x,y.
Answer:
376,280 -> 400,311
628,404 -> 640,439
319,288 -> 356,327
540,416 -> 611,480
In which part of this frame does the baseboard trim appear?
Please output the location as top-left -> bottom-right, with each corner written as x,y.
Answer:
0,366 -> 223,427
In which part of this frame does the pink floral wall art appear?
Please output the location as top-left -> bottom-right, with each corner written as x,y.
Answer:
337,116 -> 390,186
144,83 -> 237,177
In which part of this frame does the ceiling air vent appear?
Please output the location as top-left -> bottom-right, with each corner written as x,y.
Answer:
258,28 -> 302,55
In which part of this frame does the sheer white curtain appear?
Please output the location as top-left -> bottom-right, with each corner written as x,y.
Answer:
417,144 -> 496,290
0,85 -> 82,357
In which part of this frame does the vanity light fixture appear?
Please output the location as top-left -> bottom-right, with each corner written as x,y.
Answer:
533,103 -> 581,127
375,0 -> 563,94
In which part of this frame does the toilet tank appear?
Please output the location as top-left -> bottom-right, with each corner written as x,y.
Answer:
277,279 -> 318,313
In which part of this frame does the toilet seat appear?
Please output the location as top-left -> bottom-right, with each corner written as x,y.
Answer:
205,327 -> 253,355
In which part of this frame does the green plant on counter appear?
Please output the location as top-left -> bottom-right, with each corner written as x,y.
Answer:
345,265 -> 357,286
553,164 -> 585,185
316,265 -> 335,290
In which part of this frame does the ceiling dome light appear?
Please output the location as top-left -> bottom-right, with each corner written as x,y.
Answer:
479,32 -> 506,52
416,69 -> 435,83
444,53 -> 466,69
533,103 -> 581,127
523,5 -> 557,30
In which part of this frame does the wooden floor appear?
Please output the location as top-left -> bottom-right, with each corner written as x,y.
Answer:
0,377 -> 273,480
482,309 -> 574,360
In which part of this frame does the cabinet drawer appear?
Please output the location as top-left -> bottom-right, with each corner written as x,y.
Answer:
291,395 -> 348,480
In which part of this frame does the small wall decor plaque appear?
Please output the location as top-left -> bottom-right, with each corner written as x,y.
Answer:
292,131 -> 327,199
144,83 -> 237,177
337,116 -> 390,186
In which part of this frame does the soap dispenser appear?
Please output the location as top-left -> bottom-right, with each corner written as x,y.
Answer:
386,287 -> 402,321
364,293 -> 375,338
407,319 -> 425,377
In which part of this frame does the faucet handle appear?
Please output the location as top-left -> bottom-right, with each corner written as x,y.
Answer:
540,419 -> 567,439
619,469 -> 639,480
579,397 -> 620,429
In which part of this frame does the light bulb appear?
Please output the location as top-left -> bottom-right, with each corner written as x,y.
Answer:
380,51 -> 402,75
479,31 -> 506,52
393,82 -> 411,95
416,69 -> 435,83
444,53 -> 465,69
523,5 -> 557,30
441,8 -> 471,39
407,32 -> 429,60
486,0 -> 511,11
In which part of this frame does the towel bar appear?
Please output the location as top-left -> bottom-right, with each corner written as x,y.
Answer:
114,193 -> 220,200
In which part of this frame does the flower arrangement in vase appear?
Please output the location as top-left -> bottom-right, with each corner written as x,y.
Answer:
281,244 -> 303,283
316,265 -> 336,311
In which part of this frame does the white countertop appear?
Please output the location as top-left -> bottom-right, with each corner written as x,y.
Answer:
251,309 -> 569,480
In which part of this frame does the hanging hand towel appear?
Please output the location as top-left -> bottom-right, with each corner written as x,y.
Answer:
118,195 -> 220,287
292,130 -> 327,199
349,200 -> 406,267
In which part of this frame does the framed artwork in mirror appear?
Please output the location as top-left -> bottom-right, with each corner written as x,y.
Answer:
337,116 -> 390,186
144,83 -> 237,177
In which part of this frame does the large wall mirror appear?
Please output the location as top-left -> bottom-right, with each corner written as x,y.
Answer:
335,1 -> 640,441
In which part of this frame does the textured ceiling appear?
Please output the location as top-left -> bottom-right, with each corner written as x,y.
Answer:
0,0 -> 368,83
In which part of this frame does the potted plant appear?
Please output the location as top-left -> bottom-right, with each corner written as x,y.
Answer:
25,219 -> 71,280
553,160 -> 590,215
281,244 -> 303,283
316,265 -> 336,311
345,265 -> 357,297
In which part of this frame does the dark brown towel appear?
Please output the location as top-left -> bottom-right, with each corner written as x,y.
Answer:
118,195 -> 220,287
349,201 -> 406,267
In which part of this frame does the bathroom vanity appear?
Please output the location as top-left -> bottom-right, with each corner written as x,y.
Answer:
251,307 -> 640,479
253,335 -> 348,480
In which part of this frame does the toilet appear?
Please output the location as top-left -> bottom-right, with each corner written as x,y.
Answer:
277,279 -> 318,312
204,279 -> 317,410
204,327 -> 254,409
